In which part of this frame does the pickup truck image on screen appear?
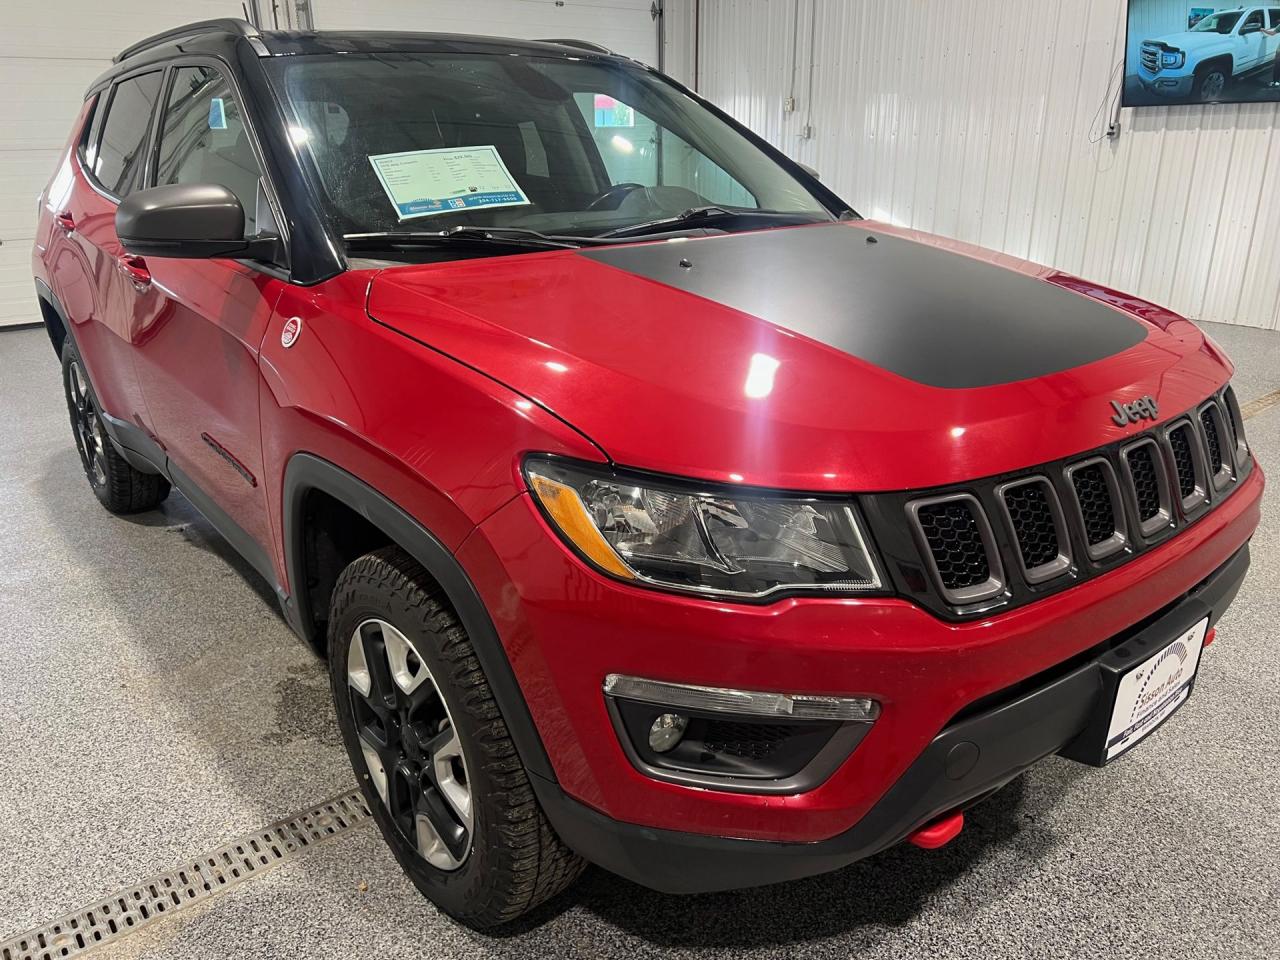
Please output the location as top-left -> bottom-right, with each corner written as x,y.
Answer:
1125,2 -> 1280,105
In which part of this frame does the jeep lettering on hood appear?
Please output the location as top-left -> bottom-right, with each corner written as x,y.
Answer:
366,221 -> 1231,492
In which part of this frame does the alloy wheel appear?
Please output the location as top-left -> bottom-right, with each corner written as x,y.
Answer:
1200,71 -> 1226,100
347,618 -> 473,870
69,360 -> 106,488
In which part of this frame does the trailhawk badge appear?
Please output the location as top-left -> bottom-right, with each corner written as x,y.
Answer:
281,316 -> 303,349
1110,394 -> 1158,426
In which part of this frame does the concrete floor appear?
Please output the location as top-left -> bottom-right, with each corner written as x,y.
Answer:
1,320 -> 1278,959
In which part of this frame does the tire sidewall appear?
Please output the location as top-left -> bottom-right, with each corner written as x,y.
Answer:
327,571 -> 499,919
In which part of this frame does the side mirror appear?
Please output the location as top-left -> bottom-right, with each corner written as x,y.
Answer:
798,162 -> 822,182
116,183 -> 274,259
1241,23 -> 1261,34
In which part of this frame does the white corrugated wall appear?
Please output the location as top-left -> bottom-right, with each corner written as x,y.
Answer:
683,0 -> 1280,330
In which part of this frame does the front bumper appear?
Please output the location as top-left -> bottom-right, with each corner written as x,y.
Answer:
529,544 -> 1250,892
458,463 -> 1262,846
1140,70 -> 1195,97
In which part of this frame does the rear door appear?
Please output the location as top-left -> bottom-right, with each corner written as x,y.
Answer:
128,60 -> 285,565
49,69 -> 163,423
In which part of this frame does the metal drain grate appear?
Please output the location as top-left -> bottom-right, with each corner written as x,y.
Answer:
1,790 -> 371,960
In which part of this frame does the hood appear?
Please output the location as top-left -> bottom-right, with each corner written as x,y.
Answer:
1147,32 -> 1221,50
366,221 -> 1231,493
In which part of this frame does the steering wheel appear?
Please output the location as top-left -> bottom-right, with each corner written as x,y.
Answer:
587,182 -> 646,211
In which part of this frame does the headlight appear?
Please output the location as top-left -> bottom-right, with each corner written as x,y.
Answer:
1161,51 -> 1184,68
524,457 -> 883,599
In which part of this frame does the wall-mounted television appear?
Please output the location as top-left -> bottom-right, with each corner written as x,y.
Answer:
1124,2 -> 1280,106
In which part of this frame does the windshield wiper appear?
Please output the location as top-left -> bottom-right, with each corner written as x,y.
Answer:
344,226 -> 606,252
593,206 -> 829,240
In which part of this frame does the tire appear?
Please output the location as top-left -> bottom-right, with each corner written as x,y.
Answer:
61,341 -> 170,514
1193,61 -> 1230,101
327,546 -> 584,928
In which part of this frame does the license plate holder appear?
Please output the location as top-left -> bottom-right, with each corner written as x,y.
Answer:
1060,605 -> 1210,767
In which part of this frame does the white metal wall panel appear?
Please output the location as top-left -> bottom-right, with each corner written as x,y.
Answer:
311,0 -> 660,63
693,0 -> 1280,330
0,1 -> 244,327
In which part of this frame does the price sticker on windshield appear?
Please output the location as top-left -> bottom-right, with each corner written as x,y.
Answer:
368,146 -> 531,220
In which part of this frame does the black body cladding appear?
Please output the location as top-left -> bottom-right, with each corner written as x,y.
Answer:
582,225 -> 1148,388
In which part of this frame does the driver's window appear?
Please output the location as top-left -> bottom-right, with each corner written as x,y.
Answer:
1243,10 -> 1265,32
156,65 -> 265,236
572,92 -> 758,209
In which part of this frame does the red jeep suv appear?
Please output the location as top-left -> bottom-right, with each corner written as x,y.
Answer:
32,19 -> 1263,929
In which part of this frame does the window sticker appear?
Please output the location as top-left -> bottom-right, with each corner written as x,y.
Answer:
208,97 -> 227,130
368,146 -> 531,220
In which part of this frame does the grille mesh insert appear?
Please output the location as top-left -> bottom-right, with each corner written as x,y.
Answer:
1071,464 -> 1117,546
702,721 -> 793,761
1126,444 -> 1162,523
1169,425 -> 1197,498
1002,482 -> 1060,570
1200,408 -> 1223,475
915,500 -> 991,591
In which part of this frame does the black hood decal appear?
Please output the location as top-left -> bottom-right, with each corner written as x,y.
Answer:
581,224 -> 1146,389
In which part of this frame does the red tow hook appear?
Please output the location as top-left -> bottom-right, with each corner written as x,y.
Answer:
1203,627 -> 1217,648
908,810 -> 965,850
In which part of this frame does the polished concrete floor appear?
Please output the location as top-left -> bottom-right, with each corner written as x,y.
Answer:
1,320 -> 1277,959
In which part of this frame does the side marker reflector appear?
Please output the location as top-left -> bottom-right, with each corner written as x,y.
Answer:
908,810 -> 964,850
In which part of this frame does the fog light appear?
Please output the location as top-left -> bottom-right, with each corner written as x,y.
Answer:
648,713 -> 688,752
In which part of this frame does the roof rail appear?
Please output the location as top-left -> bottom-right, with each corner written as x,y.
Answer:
537,38 -> 615,55
113,18 -> 260,63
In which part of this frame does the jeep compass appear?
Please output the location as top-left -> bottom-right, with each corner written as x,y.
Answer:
31,19 -> 1263,928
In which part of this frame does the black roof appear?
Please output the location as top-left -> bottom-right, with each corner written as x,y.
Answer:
114,17 -> 622,65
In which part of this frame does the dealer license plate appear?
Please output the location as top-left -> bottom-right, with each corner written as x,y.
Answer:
1104,616 -> 1208,761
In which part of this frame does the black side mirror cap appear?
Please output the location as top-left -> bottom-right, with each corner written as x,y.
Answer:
116,183 -> 272,259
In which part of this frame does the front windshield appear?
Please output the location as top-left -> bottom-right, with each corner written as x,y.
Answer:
266,52 -> 835,241
1191,12 -> 1243,32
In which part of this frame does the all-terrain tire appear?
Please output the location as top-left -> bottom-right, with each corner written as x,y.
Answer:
61,341 -> 170,514
327,546 -> 585,928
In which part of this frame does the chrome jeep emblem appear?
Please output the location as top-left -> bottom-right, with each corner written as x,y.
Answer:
1111,395 -> 1158,427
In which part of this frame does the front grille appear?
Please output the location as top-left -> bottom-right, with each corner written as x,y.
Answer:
913,499 -> 991,591
1069,460 -> 1122,555
1126,444 -> 1162,522
1169,423 -> 1198,499
1004,481 -> 1059,568
1200,407 -> 1223,474
1141,45 -> 1160,72
884,386 -> 1248,620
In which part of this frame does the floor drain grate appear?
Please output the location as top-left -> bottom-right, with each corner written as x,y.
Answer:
0,790 -> 371,960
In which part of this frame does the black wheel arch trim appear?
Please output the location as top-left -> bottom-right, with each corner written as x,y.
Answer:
282,453 -> 556,782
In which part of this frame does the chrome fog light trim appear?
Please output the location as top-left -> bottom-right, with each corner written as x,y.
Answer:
603,674 -> 880,722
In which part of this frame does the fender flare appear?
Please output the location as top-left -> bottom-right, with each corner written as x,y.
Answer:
282,453 -> 556,782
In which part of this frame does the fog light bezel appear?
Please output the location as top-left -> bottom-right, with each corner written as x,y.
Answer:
603,674 -> 879,794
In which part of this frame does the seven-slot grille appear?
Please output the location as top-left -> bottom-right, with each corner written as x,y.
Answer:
901,388 -> 1248,614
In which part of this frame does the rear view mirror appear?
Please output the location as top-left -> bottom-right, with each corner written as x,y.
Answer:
116,183 -> 274,259
798,162 -> 822,182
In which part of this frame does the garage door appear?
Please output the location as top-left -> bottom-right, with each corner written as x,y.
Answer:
311,0 -> 660,63
0,2 -> 246,327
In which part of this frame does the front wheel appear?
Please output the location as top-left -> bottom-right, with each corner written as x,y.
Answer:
327,546 -> 584,928
1194,63 -> 1229,101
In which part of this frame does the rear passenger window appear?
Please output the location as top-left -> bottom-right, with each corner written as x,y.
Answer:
92,72 -> 163,197
156,65 -> 265,235
1271,9 -> 1280,27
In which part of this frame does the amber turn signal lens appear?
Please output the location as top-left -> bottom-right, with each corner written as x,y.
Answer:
529,474 -> 636,580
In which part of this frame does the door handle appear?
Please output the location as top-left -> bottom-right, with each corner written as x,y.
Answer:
118,254 -> 151,287
55,210 -> 75,232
